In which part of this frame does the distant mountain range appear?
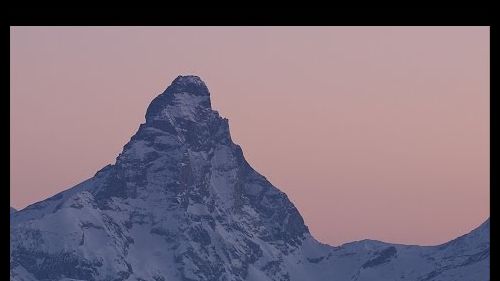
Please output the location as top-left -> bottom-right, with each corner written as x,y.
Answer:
10,76 -> 489,281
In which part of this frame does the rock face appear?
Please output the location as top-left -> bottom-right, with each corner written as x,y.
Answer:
10,76 -> 489,281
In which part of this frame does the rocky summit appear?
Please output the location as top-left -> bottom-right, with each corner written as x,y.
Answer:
10,76 -> 489,281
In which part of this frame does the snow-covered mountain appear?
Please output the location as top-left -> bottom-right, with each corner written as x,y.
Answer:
10,76 -> 489,281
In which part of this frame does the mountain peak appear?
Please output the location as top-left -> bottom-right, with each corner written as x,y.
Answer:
168,75 -> 210,97
145,75 -> 212,124
172,75 -> 206,86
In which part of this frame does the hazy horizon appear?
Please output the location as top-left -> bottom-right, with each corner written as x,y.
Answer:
10,26 -> 489,246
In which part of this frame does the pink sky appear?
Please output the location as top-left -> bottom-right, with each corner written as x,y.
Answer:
10,27 -> 489,246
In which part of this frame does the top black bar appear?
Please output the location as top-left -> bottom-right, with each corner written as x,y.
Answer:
6,8 -> 493,26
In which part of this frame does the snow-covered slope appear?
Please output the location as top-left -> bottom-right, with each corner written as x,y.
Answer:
10,207 -> 16,220
10,76 -> 489,281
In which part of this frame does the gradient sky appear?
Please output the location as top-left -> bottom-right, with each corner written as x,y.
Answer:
10,27 -> 489,246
